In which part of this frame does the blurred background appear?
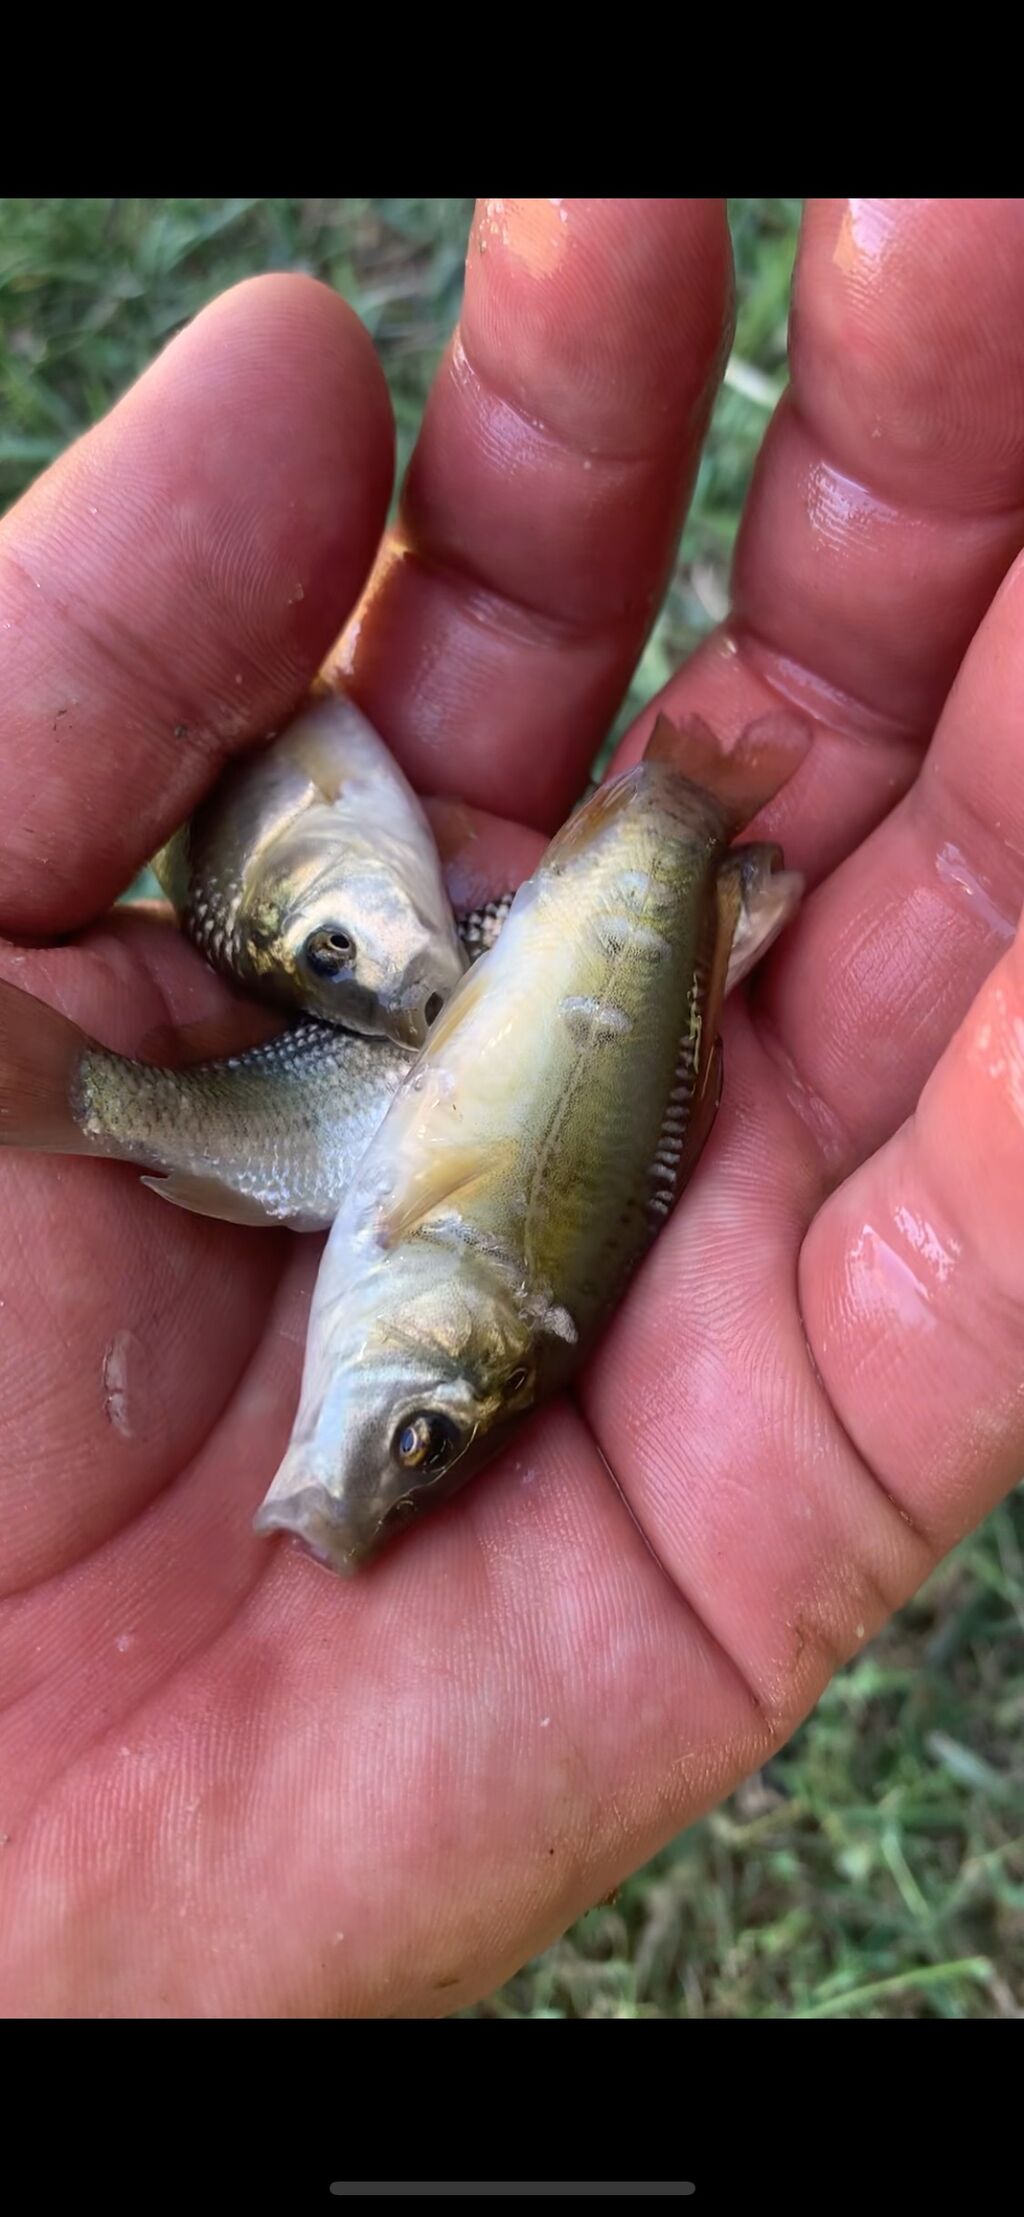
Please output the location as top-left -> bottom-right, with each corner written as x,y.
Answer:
0,197 -> 1020,2018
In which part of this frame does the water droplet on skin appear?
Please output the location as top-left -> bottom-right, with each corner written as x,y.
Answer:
114,1632 -> 133,1654
848,1224 -> 938,1330
892,1204 -> 960,1286
499,199 -> 570,279
969,981 -> 1024,1124
334,613 -> 362,675
805,459 -> 895,555
935,841 -> 1015,944
539,1716 -> 551,1728
832,198 -> 902,280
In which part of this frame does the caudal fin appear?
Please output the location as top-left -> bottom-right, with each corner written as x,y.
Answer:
644,708 -> 811,831
0,979 -> 91,1152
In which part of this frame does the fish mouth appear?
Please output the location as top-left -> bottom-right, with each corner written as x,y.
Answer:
386,1003 -> 432,1050
384,987 -> 452,1050
253,1486 -> 369,1578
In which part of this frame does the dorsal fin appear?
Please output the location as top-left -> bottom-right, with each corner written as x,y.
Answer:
718,845 -> 804,994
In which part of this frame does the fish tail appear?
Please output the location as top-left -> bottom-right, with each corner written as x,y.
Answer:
0,978 -> 93,1153
644,708 -> 812,830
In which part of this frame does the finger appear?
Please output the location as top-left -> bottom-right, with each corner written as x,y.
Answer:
799,916 -> 1024,1553
338,198 -> 733,825
0,915 -> 288,1588
425,797 -> 546,913
754,544 -> 1024,1176
609,198 -> 1024,885
0,275 -> 394,936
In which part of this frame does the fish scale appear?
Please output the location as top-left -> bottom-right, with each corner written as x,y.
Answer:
0,898 -> 516,1234
75,1020 -> 403,1232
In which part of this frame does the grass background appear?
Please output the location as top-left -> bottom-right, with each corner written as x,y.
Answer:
1,197 -> 1020,2019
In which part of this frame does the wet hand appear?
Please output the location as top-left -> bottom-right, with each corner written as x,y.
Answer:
2,200 -> 1023,2016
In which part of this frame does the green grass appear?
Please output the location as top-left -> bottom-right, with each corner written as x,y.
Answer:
1,196 -> 1020,2019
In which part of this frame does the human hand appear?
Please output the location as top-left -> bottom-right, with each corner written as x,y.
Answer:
2,198 -> 1023,2017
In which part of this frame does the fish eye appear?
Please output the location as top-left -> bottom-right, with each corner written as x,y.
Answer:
504,1366 -> 531,1399
304,925 -> 356,977
392,1410 -> 462,1478
424,992 -> 445,1027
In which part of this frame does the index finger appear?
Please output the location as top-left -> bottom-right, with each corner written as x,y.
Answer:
341,197 -> 733,827
0,274 -> 394,936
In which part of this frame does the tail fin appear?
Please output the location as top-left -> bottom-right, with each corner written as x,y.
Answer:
644,708 -> 811,832
0,979 -> 91,1152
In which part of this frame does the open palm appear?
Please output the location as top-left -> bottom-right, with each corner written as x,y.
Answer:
3,198 -> 1024,2017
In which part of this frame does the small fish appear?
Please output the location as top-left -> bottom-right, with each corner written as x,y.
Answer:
0,903 -> 514,1233
153,686 -> 468,1049
255,711 -> 807,1574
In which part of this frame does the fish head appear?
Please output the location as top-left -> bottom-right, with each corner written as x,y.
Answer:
253,1236 -> 543,1574
244,830 -> 468,1048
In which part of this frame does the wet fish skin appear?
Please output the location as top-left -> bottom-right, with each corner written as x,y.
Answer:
255,727 -> 805,1575
0,985 -> 409,1231
0,901 -> 517,1233
0,860 -> 783,1237
153,687 -> 468,1049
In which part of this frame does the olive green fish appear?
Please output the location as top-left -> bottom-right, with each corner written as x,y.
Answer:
0,902 -> 513,1232
254,713 -> 806,1573
153,686 -> 468,1049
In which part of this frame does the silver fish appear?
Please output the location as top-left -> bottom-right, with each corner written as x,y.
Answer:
153,686 -> 468,1049
0,902 -> 514,1232
255,712 -> 806,1572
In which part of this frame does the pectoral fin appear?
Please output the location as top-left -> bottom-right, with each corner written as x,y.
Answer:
140,1171 -> 277,1227
378,1143 -> 511,1248
719,844 -> 804,994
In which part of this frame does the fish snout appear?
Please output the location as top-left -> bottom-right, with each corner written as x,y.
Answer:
253,1483 -> 371,1578
387,987 -> 449,1050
